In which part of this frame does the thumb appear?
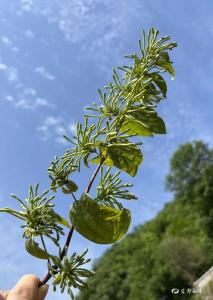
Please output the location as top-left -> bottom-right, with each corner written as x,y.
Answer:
38,285 -> 48,300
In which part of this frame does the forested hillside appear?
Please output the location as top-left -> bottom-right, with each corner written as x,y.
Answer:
77,141 -> 213,300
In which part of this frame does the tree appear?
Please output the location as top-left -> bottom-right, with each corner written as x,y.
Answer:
166,141 -> 213,236
166,141 -> 213,196
150,237 -> 206,300
77,141 -> 213,300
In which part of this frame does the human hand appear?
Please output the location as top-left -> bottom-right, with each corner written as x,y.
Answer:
0,275 -> 48,300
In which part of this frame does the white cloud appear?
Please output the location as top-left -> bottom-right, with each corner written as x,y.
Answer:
4,95 -> 14,103
37,116 -> 62,141
1,36 -> 19,52
164,81 -> 213,146
3,91 -> 51,111
7,67 -> 18,82
0,63 -> 7,71
21,0 -> 34,11
55,125 -> 66,134
1,36 -> 12,46
44,116 -> 61,126
24,29 -> 35,38
37,116 -> 76,145
0,60 -> 53,111
34,98 -> 49,107
55,135 -> 67,145
35,66 -> 55,81
19,0 -> 146,69
24,87 -> 37,96
69,123 -> 77,134
15,97 -> 49,110
0,63 -> 18,83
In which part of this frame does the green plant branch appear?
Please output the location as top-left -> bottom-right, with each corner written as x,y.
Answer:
71,192 -> 77,201
0,29 -> 177,298
86,157 -> 105,193
40,234 -> 51,265
39,225 -> 75,287
39,158 -> 105,287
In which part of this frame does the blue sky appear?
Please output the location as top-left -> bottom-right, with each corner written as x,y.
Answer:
0,0 -> 213,298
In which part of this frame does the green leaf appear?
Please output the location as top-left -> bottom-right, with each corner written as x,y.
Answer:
91,143 -> 143,177
123,193 -> 138,200
66,180 -> 78,192
53,211 -> 70,228
53,274 -> 62,285
121,107 -> 166,137
149,73 -> 167,98
83,152 -> 90,168
62,187 -> 72,194
108,143 -> 142,176
0,208 -> 27,220
70,193 -> 131,244
156,61 -> 175,79
121,115 -> 152,136
158,51 -> 170,61
61,180 -> 78,194
50,180 -> 57,192
25,239 -> 51,259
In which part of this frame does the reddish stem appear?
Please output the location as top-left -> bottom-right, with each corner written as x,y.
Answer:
39,226 -> 74,287
39,158 -> 105,287
86,157 -> 105,193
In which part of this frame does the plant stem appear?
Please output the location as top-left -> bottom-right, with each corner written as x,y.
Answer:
39,226 -> 74,287
86,157 -> 105,193
40,235 -> 51,265
39,158 -> 105,287
71,191 -> 77,201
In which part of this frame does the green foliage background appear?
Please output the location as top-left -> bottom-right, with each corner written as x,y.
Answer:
77,141 -> 213,300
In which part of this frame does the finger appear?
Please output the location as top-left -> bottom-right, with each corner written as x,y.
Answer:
38,285 -> 48,300
0,291 -> 9,299
8,274 -> 40,300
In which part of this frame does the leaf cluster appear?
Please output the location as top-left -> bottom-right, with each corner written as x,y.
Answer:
95,167 -> 137,209
63,28 -> 176,185
51,249 -> 94,299
48,157 -> 78,194
0,184 -> 68,245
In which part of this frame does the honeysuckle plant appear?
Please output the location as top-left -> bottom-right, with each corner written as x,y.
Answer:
0,28 -> 176,299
